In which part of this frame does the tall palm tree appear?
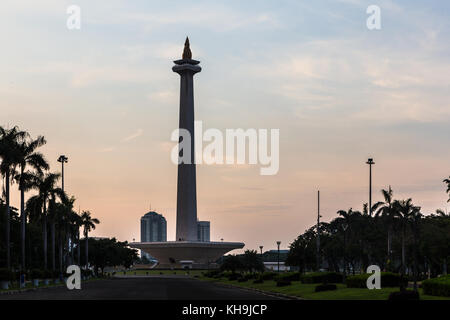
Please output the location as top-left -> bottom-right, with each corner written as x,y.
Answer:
68,209 -> 82,265
337,208 -> 361,275
47,185 -> 65,272
34,172 -> 62,270
394,198 -> 419,285
444,177 -> 450,202
55,195 -> 74,272
372,186 -> 397,270
15,135 -> 48,270
81,211 -> 100,270
410,207 -> 422,291
0,126 -> 27,268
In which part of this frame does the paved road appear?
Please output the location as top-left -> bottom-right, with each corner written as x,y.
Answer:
0,276 -> 284,300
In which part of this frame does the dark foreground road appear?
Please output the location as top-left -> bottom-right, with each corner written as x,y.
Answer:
0,276 -> 283,300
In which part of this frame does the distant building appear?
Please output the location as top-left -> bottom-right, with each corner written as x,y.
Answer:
140,211 -> 167,260
197,221 -> 210,242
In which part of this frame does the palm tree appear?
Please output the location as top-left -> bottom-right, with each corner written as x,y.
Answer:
394,198 -> 419,286
337,208 -> 361,275
72,210 -> 83,265
81,211 -> 100,270
410,207 -> 422,291
15,135 -> 48,270
444,177 -> 450,202
372,186 -> 397,270
34,172 -> 62,270
66,208 -> 82,266
55,195 -> 75,272
0,126 -> 27,268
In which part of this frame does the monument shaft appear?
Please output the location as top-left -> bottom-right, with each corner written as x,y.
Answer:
173,43 -> 201,242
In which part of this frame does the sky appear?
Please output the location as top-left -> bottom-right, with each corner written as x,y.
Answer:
1,0 -> 449,253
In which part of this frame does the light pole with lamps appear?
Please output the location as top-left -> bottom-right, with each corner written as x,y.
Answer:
259,246 -> 264,272
57,155 -> 68,267
57,155 -> 68,192
366,158 -> 375,216
276,241 -> 281,272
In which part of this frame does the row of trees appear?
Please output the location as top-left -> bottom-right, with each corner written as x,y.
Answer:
0,125 -> 101,272
286,180 -> 450,285
220,250 -> 265,273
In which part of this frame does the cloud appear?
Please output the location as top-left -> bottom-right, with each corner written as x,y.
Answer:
121,129 -> 143,142
98,147 -> 115,153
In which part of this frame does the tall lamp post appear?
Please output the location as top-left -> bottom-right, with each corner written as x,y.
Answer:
366,158 -> 375,216
276,241 -> 281,272
57,155 -> 68,268
57,155 -> 68,192
316,190 -> 321,271
259,246 -> 264,272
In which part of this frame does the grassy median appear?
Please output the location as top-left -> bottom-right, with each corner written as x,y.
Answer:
199,276 -> 450,300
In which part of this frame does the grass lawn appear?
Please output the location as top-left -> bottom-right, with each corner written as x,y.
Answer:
199,277 -> 450,300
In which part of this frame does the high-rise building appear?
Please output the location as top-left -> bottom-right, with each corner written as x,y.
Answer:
140,211 -> 167,259
197,221 -> 210,242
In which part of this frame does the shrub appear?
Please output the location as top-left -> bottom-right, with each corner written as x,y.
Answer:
227,273 -> 241,281
30,269 -> 43,279
237,277 -> 248,282
422,275 -> 450,297
301,272 -> 343,284
315,284 -> 337,292
388,290 -> 420,300
0,268 -> 13,281
276,279 -> 291,287
253,278 -> 264,284
276,272 -> 301,282
243,273 -> 257,280
346,272 -> 407,288
221,271 -> 234,278
260,272 -> 277,281
81,269 -> 93,278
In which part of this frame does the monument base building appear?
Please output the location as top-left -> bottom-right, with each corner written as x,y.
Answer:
131,241 -> 244,269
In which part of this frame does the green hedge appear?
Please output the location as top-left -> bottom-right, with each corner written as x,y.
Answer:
30,269 -> 44,279
301,272 -> 343,284
276,272 -> 301,282
260,272 -> 277,281
422,275 -> 450,297
346,272 -> 407,288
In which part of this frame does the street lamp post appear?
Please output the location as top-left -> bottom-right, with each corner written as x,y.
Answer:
316,190 -> 321,271
259,246 -> 264,272
57,155 -> 68,192
366,158 -> 375,216
276,241 -> 281,272
57,155 -> 68,268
